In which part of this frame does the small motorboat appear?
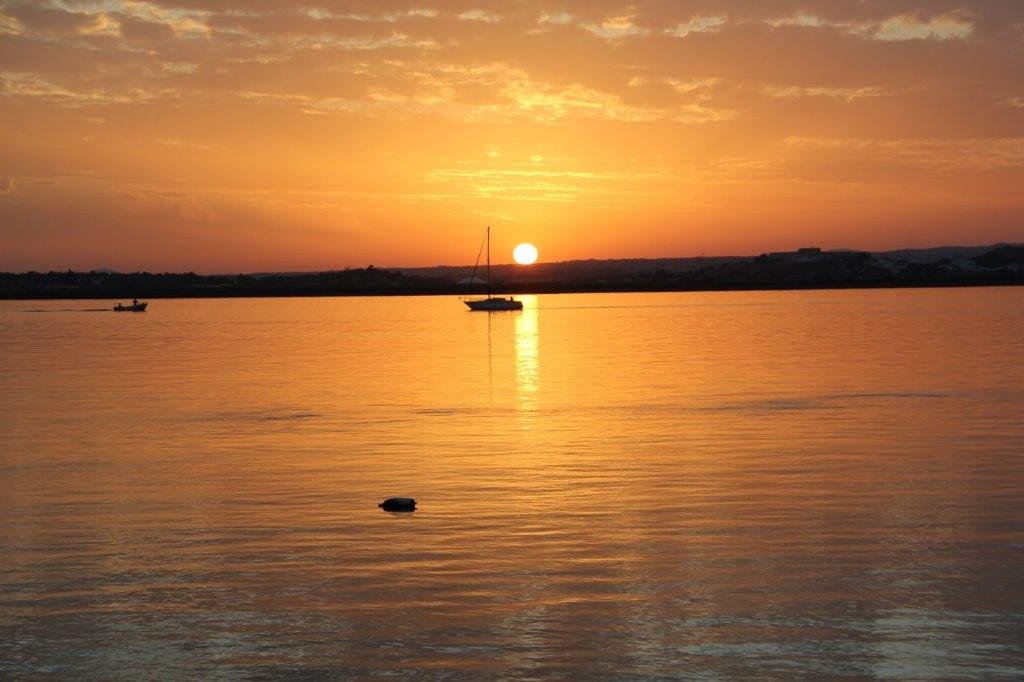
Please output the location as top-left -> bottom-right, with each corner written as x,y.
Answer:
113,300 -> 148,312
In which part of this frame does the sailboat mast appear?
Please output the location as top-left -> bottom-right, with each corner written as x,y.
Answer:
486,225 -> 491,297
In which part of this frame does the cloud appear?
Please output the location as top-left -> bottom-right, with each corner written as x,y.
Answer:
3,4 -> 104,36
761,85 -> 888,101
118,16 -> 175,43
458,9 -> 502,24
784,136 -> 1024,173
665,16 -> 727,38
873,14 -> 973,41
585,15 -> 647,39
538,12 -> 573,26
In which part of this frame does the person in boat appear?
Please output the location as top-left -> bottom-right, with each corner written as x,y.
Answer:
132,299 -> 138,307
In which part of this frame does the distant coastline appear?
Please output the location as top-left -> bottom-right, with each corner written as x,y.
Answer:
3,244 -> 1021,300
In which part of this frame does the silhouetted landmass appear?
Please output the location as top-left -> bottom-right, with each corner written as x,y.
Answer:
973,245 -> 1024,269
2,244 -> 1021,300
0,265 -> 449,299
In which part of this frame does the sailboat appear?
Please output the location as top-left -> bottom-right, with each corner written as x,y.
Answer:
464,226 -> 523,311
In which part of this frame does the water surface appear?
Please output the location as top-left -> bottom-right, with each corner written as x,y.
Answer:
1,289 -> 1022,678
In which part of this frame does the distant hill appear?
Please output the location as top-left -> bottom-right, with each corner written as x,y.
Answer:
875,244 -> 1014,263
3,243 -> 1021,299
397,243 -> 1021,283
396,255 -> 745,284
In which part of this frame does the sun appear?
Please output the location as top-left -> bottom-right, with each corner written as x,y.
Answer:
513,243 -> 539,265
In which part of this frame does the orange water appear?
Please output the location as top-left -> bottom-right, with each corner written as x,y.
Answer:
2,289 -> 1022,677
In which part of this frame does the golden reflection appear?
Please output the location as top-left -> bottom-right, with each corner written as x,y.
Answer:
514,296 -> 539,412
487,311 -> 493,403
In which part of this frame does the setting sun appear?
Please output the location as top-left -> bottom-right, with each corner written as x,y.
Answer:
513,243 -> 539,265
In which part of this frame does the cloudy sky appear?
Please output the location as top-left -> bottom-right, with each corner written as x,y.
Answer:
1,0 -> 1022,271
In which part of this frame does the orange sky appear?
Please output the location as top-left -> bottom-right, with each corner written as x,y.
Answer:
1,0 -> 1023,272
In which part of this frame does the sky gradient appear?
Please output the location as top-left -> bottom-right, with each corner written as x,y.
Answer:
1,0 -> 1023,272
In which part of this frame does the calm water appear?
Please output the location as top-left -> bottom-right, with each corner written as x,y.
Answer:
1,289 -> 1023,679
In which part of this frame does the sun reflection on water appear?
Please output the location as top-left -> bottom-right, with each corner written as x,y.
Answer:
514,296 -> 539,413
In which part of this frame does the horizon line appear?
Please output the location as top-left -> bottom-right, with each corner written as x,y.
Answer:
5,240 -> 1019,277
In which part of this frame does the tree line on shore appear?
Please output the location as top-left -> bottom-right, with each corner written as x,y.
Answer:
2,245 -> 1021,299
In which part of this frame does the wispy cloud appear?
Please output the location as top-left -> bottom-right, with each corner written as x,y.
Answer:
665,16 -> 727,38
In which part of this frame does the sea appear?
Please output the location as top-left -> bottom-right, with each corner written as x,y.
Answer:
1,288 -> 1022,678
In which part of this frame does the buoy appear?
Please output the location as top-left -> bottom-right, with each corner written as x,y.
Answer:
379,497 -> 416,512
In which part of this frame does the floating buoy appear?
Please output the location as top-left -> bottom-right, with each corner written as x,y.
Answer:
379,497 -> 416,512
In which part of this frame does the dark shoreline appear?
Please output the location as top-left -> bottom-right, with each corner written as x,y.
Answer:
4,244 -> 1022,300
4,278 -> 1022,301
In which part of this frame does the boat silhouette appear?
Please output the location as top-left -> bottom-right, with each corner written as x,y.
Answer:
464,226 -> 522,311
113,299 -> 147,312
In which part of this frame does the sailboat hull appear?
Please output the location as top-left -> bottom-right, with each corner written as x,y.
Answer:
465,297 -> 523,311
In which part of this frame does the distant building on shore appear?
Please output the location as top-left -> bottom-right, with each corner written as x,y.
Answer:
760,247 -> 872,265
763,247 -> 826,262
